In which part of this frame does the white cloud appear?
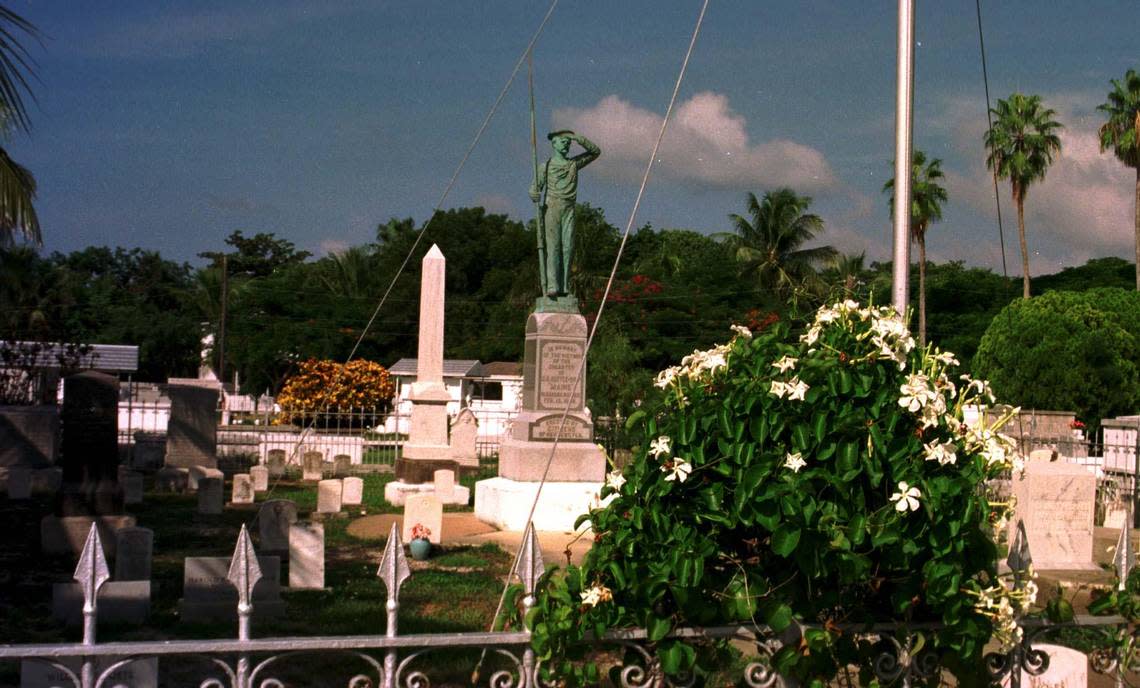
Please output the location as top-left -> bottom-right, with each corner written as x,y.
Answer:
938,91 -> 1134,272
318,239 -> 349,256
473,194 -> 518,217
553,92 -> 836,193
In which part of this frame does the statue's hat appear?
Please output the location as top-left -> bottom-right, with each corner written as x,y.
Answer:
547,129 -> 574,141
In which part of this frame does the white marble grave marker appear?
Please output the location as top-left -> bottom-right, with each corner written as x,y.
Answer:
231,473 -> 254,504
250,465 -> 269,492
289,522 -> 325,589
402,493 -> 442,544
317,479 -> 343,514
258,500 -> 298,553
342,476 -> 363,506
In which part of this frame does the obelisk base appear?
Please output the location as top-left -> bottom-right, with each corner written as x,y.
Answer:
394,383 -> 456,484
475,477 -> 606,532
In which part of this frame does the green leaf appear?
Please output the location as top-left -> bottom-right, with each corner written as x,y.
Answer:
647,614 -> 672,641
764,602 -> 793,632
772,524 -> 801,556
837,441 -> 859,473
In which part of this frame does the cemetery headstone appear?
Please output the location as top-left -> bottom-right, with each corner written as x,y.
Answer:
231,473 -> 254,504
179,555 -> 284,621
342,476 -> 364,506
30,467 -> 62,495
258,499 -> 298,553
266,449 -> 286,478
122,471 -> 144,505
448,408 -> 479,469
164,385 -> 218,469
289,522 -> 325,589
402,493 -> 442,544
302,451 -> 323,481
0,404 -> 58,470
197,477 -> 223,515
21,656 -> 157,688
114,526 -> 153,581
40,515 -> 136,556
58,371 -> 121,516
131,431 -> 166,470
250,465 -> 269,492
188,465 -> 223,491
155,466 -> 189,492
6,466 -> 31,500
333,454 -> 351,476
1010,460 -> 1097,569
317,479 -> 343,514
433,469 -> 456,501
52,580 -> 150,626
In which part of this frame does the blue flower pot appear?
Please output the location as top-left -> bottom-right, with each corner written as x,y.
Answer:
409,538 -> 432,560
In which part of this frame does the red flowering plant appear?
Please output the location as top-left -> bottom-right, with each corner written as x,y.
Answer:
410,523 -> 431,541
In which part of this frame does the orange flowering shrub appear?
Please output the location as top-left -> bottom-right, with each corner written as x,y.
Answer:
276,359 -> 394,426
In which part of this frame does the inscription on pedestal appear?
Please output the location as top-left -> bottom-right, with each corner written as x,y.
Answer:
538,341 -> 584,410
529,414 -> 593,442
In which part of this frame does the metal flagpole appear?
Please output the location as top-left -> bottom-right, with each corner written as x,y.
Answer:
891,0 -> 915,316
528,50 -> 547,296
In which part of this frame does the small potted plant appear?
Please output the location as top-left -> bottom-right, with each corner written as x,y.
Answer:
408,523 -> 432,560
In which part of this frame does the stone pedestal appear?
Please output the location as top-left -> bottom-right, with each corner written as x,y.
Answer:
475,311 -> 605,531
476,478 -> 604,532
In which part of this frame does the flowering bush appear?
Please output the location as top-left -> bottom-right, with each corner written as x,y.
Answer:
528,301 -> 1023,683
276,358 -> 394,426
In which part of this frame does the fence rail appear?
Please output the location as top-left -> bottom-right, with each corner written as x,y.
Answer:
1,518 -> 1137,688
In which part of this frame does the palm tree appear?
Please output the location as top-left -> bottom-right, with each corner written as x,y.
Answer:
718,189 -> 836,309
883,150 -> 948,346
1098,69 -> 1140,290
984,93 -> 1063,299
830,251 -> 866,298
0,7 -> 40,248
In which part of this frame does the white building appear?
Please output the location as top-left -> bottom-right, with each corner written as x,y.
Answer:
385,359 -> 522,444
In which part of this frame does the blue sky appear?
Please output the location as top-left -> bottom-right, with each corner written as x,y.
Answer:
9,1 -> 1138,274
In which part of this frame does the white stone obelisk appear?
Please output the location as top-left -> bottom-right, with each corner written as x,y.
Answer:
402,245 -> 451,462
387,245 -> 465,506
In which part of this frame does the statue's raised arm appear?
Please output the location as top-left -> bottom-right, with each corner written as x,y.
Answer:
531,129 -> 601,305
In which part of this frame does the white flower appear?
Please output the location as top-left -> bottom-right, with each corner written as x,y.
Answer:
662,458 -> 692,483
648,435 -> 672,458
605,471 -> 626,491
580,584 -> 613,607
815,307 -> 840,324
654,366 -> 679,389
700,351 -> 728,374
784,452 -> 806,473
898,373 -> 936,413
923,439 -> 958,466
769,380 -> 788,398
933,350 -> 959,366
890,481 -> 922,512
772,355 -> 797,373
800,325 -> 821,346
785,377 -> 809,401
730,324 -> 752,339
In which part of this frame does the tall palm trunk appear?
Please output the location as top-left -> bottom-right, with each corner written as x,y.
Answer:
917,236 -> 926,347
1135,166 -> 1139,291
1014,183 -> 1030,298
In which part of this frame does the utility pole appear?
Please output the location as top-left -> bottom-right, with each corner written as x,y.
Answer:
891,0 -> 915,316
218,253 -> 228,381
